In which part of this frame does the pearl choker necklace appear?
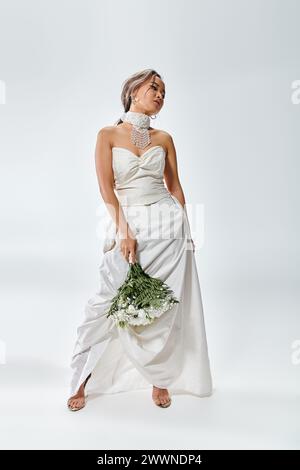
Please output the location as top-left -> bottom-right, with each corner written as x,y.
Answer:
121,111 -> 151,149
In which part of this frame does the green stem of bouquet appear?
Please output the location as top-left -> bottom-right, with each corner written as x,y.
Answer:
105,262 -> 179,320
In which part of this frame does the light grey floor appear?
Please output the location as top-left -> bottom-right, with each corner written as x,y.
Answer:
0,362 -> 298,450
0,325 -> 299,449
1,253 -> 299,449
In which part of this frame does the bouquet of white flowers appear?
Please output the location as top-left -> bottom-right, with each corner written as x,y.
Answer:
105,262 -> 179,328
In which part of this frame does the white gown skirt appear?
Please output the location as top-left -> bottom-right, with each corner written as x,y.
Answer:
69,194 -> 213,398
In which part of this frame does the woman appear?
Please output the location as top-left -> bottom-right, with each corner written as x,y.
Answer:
67,69 -> 213,411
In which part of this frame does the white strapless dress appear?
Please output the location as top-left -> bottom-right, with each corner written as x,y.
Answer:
69,145 -> 213,398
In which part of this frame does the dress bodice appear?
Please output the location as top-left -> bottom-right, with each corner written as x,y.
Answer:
112,145 -> 170,206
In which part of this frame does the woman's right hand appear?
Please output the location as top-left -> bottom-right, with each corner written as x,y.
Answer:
119,230 -> 137,264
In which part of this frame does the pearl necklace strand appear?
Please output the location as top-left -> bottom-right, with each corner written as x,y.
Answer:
121,111 -> 151,149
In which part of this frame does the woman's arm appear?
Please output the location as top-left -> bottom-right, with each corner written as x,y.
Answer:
95,128 -> 137,262
163,133 -> 185,208
164,133 -> 195,253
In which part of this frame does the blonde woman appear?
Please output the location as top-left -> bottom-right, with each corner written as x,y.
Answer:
67,69 -> 213,411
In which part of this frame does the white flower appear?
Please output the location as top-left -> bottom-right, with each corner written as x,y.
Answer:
127,304 -> 136,314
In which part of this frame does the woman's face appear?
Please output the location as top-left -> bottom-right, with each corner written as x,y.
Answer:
131,76 -> 165,115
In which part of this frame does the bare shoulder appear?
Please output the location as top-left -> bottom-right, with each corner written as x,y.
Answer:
97,124 -> 127,146
96,125 -> 115,140
95,126 -> 116,161
153,129 -> 175,154
154,129 -> 173,141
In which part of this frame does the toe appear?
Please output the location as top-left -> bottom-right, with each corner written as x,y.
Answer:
152,387 -> 171,407
67,393 -> 87,411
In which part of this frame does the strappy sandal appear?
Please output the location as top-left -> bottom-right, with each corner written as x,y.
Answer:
153,397 -> 172,408
67,373 -> 91,412
152,388 -> 172,408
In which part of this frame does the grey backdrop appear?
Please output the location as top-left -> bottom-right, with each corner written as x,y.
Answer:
0,0 -> 299,450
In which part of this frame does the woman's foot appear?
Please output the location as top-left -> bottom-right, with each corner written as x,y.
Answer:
152,385 -> 172,408
67,391 -> 86,411
67,373 -> 91,412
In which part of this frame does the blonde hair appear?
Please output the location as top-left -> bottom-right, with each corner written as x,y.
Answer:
114,68 -> 163,125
